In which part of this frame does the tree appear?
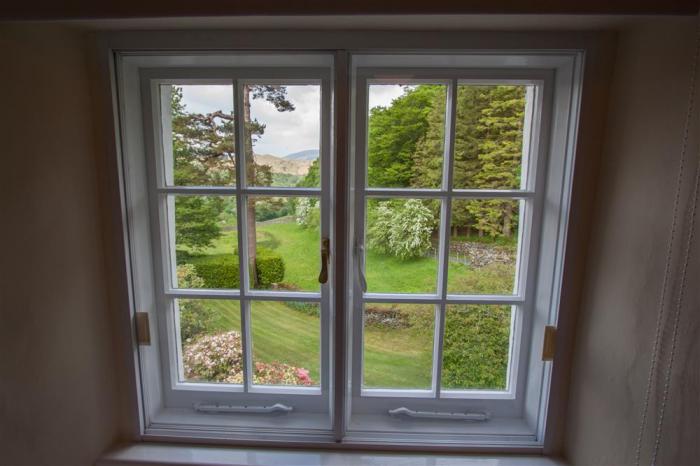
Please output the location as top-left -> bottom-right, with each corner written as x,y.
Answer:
466,86 -> 525,238
367,200 -> 435,260
242,85 -> 295,285
367,85 -> 444,187
297,158 -> 320,188
170,85 -> 295,284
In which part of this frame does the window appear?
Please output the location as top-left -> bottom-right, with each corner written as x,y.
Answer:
115,50 -> 582,448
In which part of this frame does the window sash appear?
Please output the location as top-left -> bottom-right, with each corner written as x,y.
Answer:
141,65 -> 334,409
349,68 -> 549,414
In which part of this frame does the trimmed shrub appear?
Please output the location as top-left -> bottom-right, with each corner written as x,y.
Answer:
184,249 -> 284,289
191,254 -> 240,289
441,305 -> 511,390
256,247 -> 285,287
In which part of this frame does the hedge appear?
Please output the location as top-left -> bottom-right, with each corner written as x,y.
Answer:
185,248 -> 284,289
256,248 -> 285,287
190,254 -> 240,289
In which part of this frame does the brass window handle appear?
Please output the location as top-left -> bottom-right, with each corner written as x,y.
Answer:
318,237 -> 330,284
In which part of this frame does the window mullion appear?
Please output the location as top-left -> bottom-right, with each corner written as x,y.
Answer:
232,78 -> 252,391
433,78 -> 459,399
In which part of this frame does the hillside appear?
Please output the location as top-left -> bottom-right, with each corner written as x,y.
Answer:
284,149 -> 319,161
254,153 -> 312,176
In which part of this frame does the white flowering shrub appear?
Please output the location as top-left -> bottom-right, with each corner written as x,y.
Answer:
295,197 -> 320,229
367,199 -> 435,260
182,330 -> 313,386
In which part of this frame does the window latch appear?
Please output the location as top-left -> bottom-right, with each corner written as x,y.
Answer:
354,240 -> 367,292
318,237 -> 330,284
388,407 -> 489,422
194,402 -> 293,414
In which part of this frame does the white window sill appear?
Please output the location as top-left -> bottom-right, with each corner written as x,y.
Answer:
98,443 -> 567,466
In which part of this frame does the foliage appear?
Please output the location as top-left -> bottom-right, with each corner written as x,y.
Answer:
367,84 -> 525,242
176,265 -> 215,341
284,301 -> 320,317
254,361 -> 313,386
191,254 -> 240,289
441,305 -> 511,389
271,172 -> 302,187
174,196 -> 225,252
256,248 -> 286,287
368,85 -> 445,187
295,197 -> 320,230
296,158 -> 320,188
187,248 -> 284,289
182,330 -> 313,386
255,197 -> 294,222
367,200 -> 435,260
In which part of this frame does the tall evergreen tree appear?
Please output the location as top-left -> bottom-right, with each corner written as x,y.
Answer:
367,85 -> 444,188
467,86 -> 525,238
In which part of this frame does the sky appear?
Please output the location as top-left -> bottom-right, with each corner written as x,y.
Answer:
179,84 -> 407,157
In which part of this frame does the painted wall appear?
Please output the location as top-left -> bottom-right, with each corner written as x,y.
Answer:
0,25 -> 122,465
564,19 -> 700,465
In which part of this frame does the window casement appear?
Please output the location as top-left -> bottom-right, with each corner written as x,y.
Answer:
115,49 -> 582,448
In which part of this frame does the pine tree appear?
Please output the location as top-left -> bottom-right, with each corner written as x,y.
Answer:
468,86 -> 525,238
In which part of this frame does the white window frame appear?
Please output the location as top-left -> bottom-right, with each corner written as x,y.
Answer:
111,46 -> 583,449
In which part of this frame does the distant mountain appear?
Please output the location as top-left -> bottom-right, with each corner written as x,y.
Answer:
254,153 -> 312,176
283,149 -> 319,161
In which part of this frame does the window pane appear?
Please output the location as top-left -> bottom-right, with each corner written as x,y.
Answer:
364,198 -> 440,294
170,195 -> 238,289
249,196 -> 320,292
367,84 -> 446,189
441,305 -> 513,391
244,84 -> 321,188
452,84 -> 529,190
363,303 -> 435,389
447,199 -> 520,295
250,301 -> 320,387
163,84 -> 236,186
178,299 -> 243,385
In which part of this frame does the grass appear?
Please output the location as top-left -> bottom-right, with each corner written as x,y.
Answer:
184,217 -> 514,387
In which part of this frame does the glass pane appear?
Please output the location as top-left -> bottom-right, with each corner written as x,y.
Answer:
250,301 -> 320,387
243,84 -> 321,188
364,198 -> 440,294
178,299 -> 243,384
452,84 -> 529,190
447,199 -> 520,295
163,84 -> 236,186
170,195 -> 238,289
367,83 -> 446,188
363,303 -> 435,389
249,196 -> 320,292
441,305 -> 513,391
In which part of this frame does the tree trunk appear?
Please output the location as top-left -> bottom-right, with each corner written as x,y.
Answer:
244,85 -> 258,287
503,202 -> 512,238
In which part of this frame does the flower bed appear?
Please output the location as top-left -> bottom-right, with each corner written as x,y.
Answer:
182,330 -> 313,386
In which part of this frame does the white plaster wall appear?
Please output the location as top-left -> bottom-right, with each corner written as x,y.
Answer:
565,19 -> 700,465
0,25 -> 122,465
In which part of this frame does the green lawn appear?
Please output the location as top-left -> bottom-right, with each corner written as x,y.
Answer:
185,218 -> 514,388
202,299 -> 434,388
